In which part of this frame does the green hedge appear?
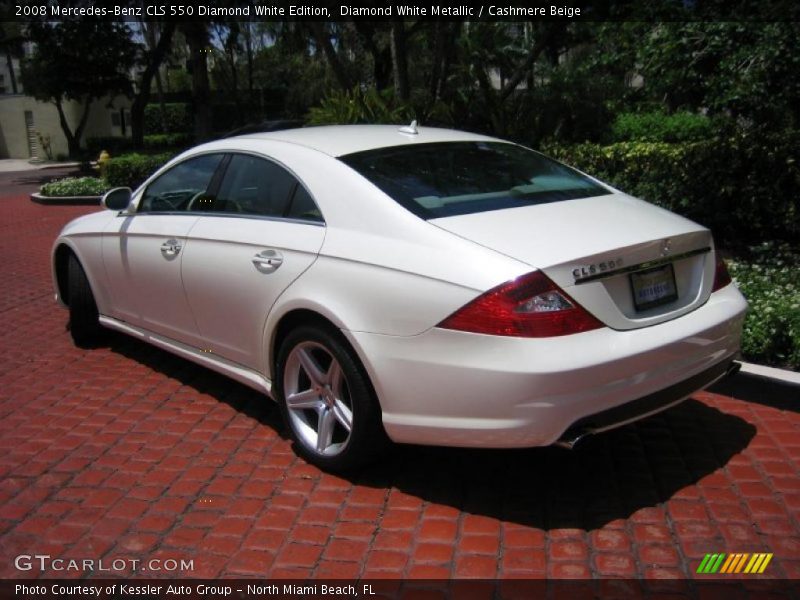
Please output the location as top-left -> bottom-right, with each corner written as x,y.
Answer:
103,152 -> 175,188
610,111 -> 715,143
144,103 -> 191,134
543,131 -> 800,245
143,133 -> 193,150
41,177 -> 110,197
728,243 -> 800,370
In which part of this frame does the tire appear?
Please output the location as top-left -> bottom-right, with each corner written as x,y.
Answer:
275,325 -> 389,472
67,254 -> 103,347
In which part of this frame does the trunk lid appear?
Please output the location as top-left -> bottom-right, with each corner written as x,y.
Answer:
430,193 -> 716,330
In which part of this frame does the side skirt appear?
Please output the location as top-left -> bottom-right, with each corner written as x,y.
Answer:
98,315 -> 274,398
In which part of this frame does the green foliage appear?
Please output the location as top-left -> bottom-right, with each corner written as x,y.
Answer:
85,136 -> 134,157
143,133 -> 193,150
103,152 -> 174,188
307,87 -> 413,125
728,243 -> 800,370
636,22 -> 800,129
144,103 -> 192,134
610,112 -> 715,143
543,130 -> 800,245
40,177 -> 110,197
20,20 -> 135,104
20,19 -> 136,156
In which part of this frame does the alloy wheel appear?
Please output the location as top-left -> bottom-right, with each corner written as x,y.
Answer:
282,341 -> 354,456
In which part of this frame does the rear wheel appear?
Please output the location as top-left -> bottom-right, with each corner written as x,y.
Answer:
67,254 -> 102,347
275,325 -> 388,471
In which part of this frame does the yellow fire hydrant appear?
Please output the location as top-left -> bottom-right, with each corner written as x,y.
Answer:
97,150 -> 111,177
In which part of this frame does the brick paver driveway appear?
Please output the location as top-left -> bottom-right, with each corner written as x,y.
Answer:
0,192 -> 798,584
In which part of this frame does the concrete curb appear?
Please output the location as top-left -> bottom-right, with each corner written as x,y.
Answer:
30,192 -> 101,206
739,361 -> 800,386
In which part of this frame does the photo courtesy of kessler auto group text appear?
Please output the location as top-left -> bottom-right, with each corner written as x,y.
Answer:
1,0 -> 798,598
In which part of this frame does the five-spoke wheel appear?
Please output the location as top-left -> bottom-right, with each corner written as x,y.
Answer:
276,325 -> 387,471
283,341 -> 354,456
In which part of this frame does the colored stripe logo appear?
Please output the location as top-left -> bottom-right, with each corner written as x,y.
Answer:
696,553 -> 773,574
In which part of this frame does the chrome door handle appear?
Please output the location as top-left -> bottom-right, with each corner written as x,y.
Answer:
160,239 -> 181,256
252,249 -> 283,270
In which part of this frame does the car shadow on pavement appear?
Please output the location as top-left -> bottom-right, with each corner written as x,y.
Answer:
0,166 -> 87,196
104,331 -> 756,531
358,399 -> 756,531
711,371 -> 800,414
104,331 -> 290,438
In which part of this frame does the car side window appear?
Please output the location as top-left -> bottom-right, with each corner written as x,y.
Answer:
139,154 -> 224,213
215,154 -> 297,217
285,185 -> 324,223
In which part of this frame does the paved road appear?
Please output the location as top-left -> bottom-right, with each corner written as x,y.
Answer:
0,193 -> 797,586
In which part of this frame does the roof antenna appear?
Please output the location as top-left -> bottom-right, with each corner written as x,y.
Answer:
398,120 -> 419,135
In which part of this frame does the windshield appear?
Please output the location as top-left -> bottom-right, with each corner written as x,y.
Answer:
339,141 -> 610,219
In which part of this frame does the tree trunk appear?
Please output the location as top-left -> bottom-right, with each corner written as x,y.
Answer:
183,23 -> 212,141
352,22 -> 392,90
244,23 -> 254,100
429,22 -> 444,104
498,25 -> 562,104
131,22 -> 176,148
54,97 -> 91,158
390,21 -> 410,102
5,49 -> 18,94
310,22 -> 352,91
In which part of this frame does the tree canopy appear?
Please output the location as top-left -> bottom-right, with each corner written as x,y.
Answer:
20,18 -> 136,156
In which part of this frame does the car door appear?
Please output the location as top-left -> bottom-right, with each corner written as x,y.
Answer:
180,153 -> 326,369
101,153 -> 225,345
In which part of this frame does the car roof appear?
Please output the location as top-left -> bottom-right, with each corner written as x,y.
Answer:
230,124 -> 501,157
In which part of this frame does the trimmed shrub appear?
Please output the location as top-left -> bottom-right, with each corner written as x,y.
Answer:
610,111 -> 715,143
144,103 -> 191,134
40,177 -> 110,197
728,243 -> 800,370
143,133 -> 193,150
85,136 -> 134,157
543,130 -> 800,245
103,152 -> 175,188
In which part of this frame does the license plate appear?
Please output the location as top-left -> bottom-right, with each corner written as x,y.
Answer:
630,264 -> 678,311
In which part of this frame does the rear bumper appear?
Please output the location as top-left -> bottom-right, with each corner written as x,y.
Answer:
555,358 -> 740,449
346,283 -> 747,448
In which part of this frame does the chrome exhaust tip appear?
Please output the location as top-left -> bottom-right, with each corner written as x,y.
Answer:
726,361 -> 742,378
554,429 -> 592,450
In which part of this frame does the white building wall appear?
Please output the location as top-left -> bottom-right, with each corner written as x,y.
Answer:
0,94 -> 132,159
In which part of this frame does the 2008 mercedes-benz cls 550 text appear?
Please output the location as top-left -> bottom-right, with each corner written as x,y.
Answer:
52,124 -> 747,470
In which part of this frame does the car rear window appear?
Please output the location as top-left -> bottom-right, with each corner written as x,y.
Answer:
339,142 -> 610,219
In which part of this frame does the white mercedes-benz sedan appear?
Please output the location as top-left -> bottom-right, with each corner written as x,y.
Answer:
51,124 -> 747,470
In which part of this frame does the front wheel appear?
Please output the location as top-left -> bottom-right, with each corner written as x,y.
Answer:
67,254 -> 103,347
275,325 -> 388,471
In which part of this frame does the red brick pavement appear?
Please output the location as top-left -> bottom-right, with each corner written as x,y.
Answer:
0,193 -> 799,581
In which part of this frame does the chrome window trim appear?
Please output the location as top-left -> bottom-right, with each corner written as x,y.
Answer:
123,210 -> 326,227
133,149 -> 326,225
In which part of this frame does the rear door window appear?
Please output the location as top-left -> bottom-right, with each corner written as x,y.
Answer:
215,154 -> 297,217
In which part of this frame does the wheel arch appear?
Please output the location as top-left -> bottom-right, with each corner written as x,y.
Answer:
267,307 -> 384,411
270,308 -> 345,377
52,240 -> 108,314
53,243 -> 75,306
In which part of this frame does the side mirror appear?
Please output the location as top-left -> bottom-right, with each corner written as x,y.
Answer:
101,187 -> 132,211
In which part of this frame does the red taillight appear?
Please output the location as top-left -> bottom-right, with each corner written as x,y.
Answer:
438,271 -> 604,338
712,253 -> 732,292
